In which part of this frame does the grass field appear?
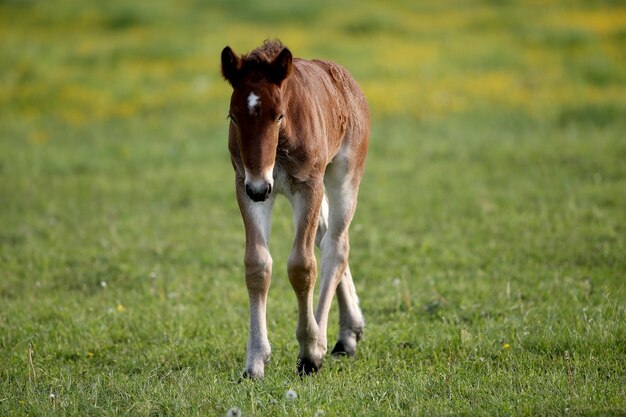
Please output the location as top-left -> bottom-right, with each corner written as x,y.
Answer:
1,0 -> 625,415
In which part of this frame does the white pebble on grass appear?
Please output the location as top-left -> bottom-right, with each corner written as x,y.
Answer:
284,389 -> 297,400
226,407 -> 242,417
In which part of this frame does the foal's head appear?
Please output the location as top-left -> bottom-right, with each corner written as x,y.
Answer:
221,42 -> 293,202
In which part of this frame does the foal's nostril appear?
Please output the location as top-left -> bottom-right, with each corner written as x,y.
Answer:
245,182 -> 272,202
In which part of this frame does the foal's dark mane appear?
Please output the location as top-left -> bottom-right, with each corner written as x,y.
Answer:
229,39 -> 290,83
243,39 -> 286,64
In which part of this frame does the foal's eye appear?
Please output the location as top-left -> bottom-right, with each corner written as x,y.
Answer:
277,114 -> 284,124
228,113 -> 237,126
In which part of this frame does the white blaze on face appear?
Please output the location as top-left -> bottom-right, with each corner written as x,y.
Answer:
248,92 -> 260,115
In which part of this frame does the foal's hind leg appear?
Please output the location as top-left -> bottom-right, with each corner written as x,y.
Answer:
315,195 -> 364,357
314,158 -> 364,360
331,265 -> 364,356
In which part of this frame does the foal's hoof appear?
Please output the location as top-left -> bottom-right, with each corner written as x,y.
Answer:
331,340 -> 355,357
297,357 -> 321,376
331,330 -> 362,357
239,369 -> 263,382
239,371 -> 250,383
239,370 -> 252,383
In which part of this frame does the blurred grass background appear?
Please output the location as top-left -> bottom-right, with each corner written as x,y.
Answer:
1,0 -> 625,415
3,0 -> 626,126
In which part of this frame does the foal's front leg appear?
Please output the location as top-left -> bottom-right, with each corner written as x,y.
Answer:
288,183 -> 325,375
237,183 -> 274,379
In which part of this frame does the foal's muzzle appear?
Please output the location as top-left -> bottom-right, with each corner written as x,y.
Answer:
245,182 -> 272,202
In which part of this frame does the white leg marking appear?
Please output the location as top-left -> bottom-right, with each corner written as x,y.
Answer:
245,197 -> 273,243
242,196 -> 274,378
315,157 -> 362,356
334,265 -> 364,355
316,194 -> 329,247
314,183 -> 363,355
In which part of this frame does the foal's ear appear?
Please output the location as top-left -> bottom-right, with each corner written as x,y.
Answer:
221,46 -> 242,87
269,47 -> 292,85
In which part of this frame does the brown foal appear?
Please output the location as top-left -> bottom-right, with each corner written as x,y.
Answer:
221,40 -> 369,378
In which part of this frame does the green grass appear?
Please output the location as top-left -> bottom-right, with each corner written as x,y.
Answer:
1,0 -> 625,415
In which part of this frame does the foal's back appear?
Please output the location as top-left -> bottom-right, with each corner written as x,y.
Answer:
282,58 -> 369,172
